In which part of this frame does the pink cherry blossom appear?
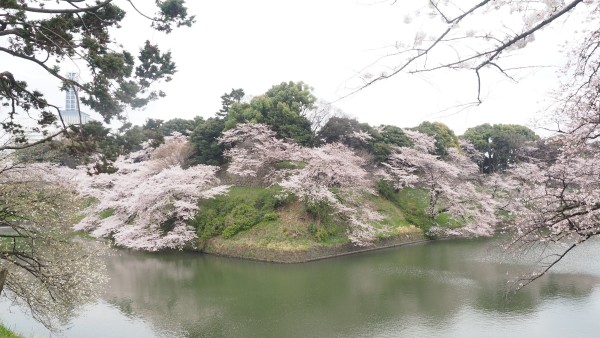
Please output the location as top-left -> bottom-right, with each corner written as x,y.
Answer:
52,135 -> 230,251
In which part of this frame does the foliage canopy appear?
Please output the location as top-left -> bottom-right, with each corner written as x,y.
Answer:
0,0 -> 194,149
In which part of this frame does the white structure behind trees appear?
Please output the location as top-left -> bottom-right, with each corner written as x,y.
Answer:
59,72 -> 92,126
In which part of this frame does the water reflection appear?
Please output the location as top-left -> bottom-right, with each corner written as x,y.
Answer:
3,237 -> 600,337
98,238 -> 600,338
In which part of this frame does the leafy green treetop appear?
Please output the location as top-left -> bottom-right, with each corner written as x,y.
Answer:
186,88 -> 247,166
216,88 -> 245,119
317,117 -> 412,163
317,117 -> 371,147
190,117 -> 227,165
224,81 -> 315,145
412,121 -> 459,157
462,123 -> 539,173
160,117 -> 201,136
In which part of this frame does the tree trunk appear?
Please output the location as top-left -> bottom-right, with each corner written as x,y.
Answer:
428,189 -> 439,219
0,267 -> 7,295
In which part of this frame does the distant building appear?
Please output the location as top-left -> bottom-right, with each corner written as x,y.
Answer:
4,73 -> 94,148
59,72 -> 92,125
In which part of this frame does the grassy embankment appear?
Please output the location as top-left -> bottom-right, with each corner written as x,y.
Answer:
81,177 -> 460,261
190,181 -> 459,262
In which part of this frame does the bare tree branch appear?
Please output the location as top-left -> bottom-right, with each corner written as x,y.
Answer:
0,130 -> 66,151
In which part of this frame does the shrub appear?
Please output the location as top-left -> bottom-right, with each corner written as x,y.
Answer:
222,204 -> 260,238
195,208 -> 223,237
315,229 -> 330,242
304,200 -> 334,223
262,212 -> 279,222
376,179 -> 397,202
194,187 -> 291,239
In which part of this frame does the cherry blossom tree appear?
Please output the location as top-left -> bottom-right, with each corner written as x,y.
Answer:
381,130 -> 497,237
221,123 -> 382,246
475,8 -> 600,283
150,132 -> 193,170
342,0 -> 600,279
455,71 -> 599,285
69,136 -> 229,251
0,164 -> 107,329
502,73 -> 600,285
0,135 -> 227,328
279,142 -> 383,246
219,123 -> 308,181
459,139 -> 484,169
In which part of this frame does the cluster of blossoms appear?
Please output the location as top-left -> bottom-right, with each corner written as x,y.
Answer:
381,130 -> 497,237
279,143 -> 383,246
221,123 -> 505,245
0,163 -> 107,329
221,123 -> 383,246
65,134 -> 229,251
219,123 -> 309,179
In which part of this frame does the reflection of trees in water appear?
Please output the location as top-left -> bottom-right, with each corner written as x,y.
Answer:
102,251 -> 223,337
101,239 -> 600,337
475,273 -> 599,316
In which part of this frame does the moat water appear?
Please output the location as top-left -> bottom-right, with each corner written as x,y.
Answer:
3,237 -> 600,337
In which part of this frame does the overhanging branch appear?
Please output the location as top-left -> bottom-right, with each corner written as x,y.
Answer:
0,130 -> 66,151
13,0 -> 113,14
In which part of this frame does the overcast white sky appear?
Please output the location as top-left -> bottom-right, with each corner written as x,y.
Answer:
2,0 -> 587,136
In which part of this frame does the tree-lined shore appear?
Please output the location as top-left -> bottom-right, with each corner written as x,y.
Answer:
2,0 -> 600,333
6,81 -> 546,253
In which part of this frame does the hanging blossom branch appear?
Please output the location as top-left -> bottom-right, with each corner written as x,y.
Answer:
498,43 -> 600,282
502,153 -> 600,286
342,0 -> 595,104
0,167 -> 107,329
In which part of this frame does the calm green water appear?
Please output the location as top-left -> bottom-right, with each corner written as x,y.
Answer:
3,237 -> 600,337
